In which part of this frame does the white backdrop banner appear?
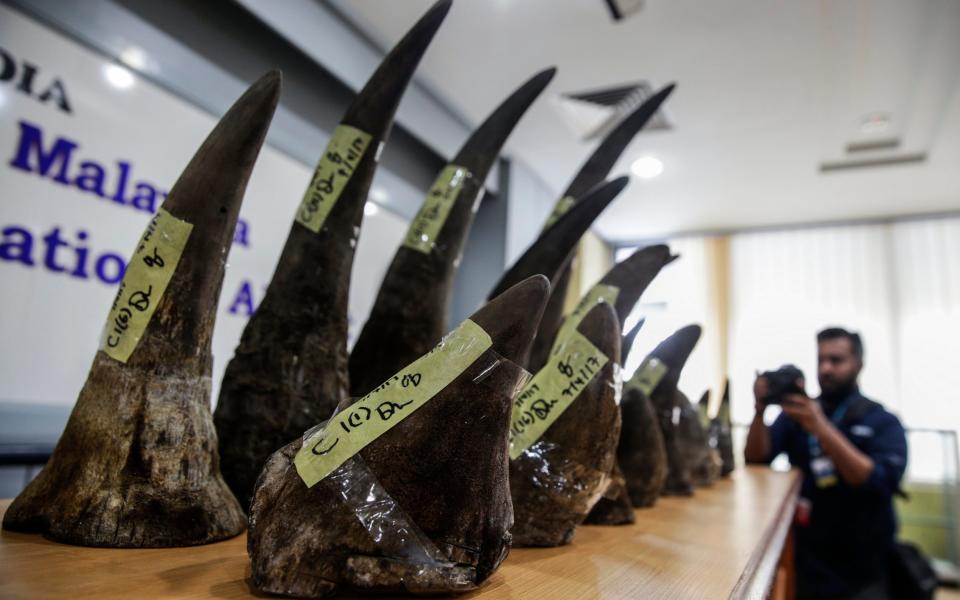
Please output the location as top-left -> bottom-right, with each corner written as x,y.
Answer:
0,5 -> 408,407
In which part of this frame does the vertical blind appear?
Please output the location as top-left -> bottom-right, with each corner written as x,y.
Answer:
618,214 -> 960,478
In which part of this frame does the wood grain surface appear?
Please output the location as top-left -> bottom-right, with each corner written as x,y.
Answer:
0,466 -> 799,599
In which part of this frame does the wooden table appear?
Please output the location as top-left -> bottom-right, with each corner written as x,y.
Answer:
0,466 -> 800,599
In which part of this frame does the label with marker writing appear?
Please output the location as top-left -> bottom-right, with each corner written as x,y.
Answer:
100,208 -> 193,363
403,164 -> 469,254
629,356 -> 668,396
542,195 -> 576,230
552,283 -> 620,352
294,319 -> 491,487
295,124 -> 372,233
509,330 -> 609,459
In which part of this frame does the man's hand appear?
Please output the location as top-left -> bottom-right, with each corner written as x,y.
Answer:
781,384 -> 827,434
745,373 -> 772,464
753,374 -> 769,415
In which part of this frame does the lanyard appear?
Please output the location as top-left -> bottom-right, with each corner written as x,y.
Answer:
807,394 -> 854,458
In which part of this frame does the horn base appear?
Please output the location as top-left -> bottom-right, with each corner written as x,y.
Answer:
2,356 -> 244,547
582,463 -> 636,525
509,303 -> 621,547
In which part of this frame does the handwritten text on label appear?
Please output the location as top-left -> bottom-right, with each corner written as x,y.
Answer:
99,208 -> 193,363
403,164 -> 469,254
294,319 -> 492,487
509,330 -> 609,459
295,124 -> 372,233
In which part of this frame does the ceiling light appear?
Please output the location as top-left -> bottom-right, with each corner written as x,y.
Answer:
103,63 -> 135,90
631,156 -> 663,179
369,187 -> 389,203
364,202 -> 379,217
120,47 -> 147,70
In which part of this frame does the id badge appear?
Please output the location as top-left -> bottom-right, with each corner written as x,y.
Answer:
811,456 -> 837,488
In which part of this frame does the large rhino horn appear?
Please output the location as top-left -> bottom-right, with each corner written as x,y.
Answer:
349,67 -> 556,396
603,245 -> 677,324
215,0 -> 451,506
535,84 -> 675,351
509,302 -> 623,546
649,324 -> 703,396
718,379 -> 731,425
621,318 -> 645,365
528,245 -> 677,371
248,276 -> 550,598
3,72 -> 282,547
487,177 -> 628,301
562,83 -> 676,200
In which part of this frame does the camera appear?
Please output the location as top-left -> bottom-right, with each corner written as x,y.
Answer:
760,364 -> 805,405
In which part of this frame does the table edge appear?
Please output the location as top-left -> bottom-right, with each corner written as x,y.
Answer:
729,468 -> 802,600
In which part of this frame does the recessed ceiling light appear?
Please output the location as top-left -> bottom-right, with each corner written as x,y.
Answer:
120,47 -> 147,70
369,187 -> 388,203
631,155 -> 663,179
103,63 -> 135,90
364,202 -> 379,217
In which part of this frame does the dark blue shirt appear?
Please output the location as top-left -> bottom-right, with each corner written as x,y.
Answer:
767,391 -> 908,598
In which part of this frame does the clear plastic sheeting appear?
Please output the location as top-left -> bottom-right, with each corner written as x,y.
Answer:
472,349 -> 533,401
328,455 -> 452,567
611,363 -> 624,406
517,439 -> 611,514
298,346 -> 531,568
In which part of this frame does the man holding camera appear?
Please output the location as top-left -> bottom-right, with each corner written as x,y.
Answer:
745,328 -> 908,599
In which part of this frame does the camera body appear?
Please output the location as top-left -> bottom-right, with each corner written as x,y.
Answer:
760,364 -> 805,405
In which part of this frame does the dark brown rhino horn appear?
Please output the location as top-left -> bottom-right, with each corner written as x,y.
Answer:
562,83 -> 676,200
214,0 -> 451,506
487,177 -> 629,302
529,244 -> 677,371
605,246 -> 676,323
680,390 -> 722,487
714,379 -> 736,476
698,388 -> 711,423
621,318 -> 645,364
647,324 -> 702,496
2,72 -> 282,547
582,461 -> 636,526
617,382 -> 669,507
532,84 -> 675,364
582,249 -> 678,526
650,323 -> 702,396
248,276 -> 550,598
349,67 -> 556,396
510,302 -> 622,546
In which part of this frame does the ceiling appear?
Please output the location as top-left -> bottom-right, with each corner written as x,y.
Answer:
326,0 -> 960,242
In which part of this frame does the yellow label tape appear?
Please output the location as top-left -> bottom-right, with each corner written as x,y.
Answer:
552,283 -> 620,353
295,124 -> 373,233
295,319 -> 492,487
100,208 -> 193,363
403,164 -> 470,254
628,356 -> 668,396
542,195 -> 576,231
509,330 -> 609,460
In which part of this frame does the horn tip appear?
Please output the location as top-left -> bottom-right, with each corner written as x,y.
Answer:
245,70 -> 283,108
427,0 -> 454,20
538,66 -> 558,80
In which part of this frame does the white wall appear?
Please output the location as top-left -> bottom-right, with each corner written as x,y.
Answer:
0,6 -> 408,409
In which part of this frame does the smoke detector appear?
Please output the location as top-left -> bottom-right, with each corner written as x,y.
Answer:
554,81 -> 672,142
